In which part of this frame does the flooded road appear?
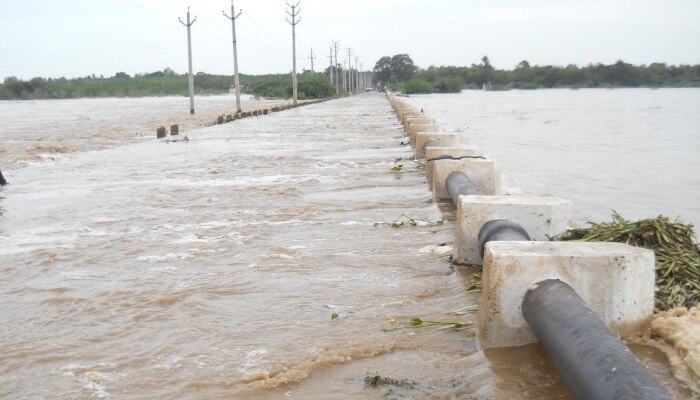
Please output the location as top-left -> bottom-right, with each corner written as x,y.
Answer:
0,94 -> 695,398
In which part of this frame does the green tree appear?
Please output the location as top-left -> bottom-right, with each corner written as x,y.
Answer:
3,76 -> 24,97
390,54 -> 417,82
373,56 -> 392,84
403,79 -> 434,94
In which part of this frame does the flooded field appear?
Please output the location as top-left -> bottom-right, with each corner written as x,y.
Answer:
0,93 -> 697,398
404,88 -> 700,228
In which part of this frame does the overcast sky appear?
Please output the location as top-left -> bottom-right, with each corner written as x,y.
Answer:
1,0 -> 699,80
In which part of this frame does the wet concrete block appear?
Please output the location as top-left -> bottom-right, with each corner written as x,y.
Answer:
452,195 -> 571,265
170,124 -> 179,135
415,132 -> 463,158
408,122 -> 438,138
401,112 -> 423,126
405,116 -> 432,129
409,125 -> 439,145
156,126 -> 166,139
431,159 -> 500,200
425,146 -> 484,185
477,241 -> 656,349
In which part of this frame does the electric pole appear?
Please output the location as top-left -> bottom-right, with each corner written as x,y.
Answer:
286,1 -> 300,105
342,62 -> 346,93
332,41 -> 340,95
346,48 -> 352,94
223,1 -> 243,113
179,8 -> 197,114
327,47 -> 333,85
308,48 -> 316,72
355,57 -> 359,92
360,62 -> 364,91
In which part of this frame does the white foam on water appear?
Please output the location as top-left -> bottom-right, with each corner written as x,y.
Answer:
137,252 -> 194,262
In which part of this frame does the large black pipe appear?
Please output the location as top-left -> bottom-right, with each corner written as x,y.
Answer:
477,219 -> 531,258
522,279 -> 674,400
422,138 -> 439,153
445,171 -> 478,205
0,168 -> 7,186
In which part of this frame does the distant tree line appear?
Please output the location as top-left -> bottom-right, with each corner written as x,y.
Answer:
372,55 -> 700,94
0,69 -> 335,100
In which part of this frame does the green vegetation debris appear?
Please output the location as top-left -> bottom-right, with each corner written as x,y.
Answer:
391,158 -> 425,172
364,372 -> 415,389
331,312 -> 339,320
466,274 -> 482,292
382,317 -> 476,333
555,212 -> 700,311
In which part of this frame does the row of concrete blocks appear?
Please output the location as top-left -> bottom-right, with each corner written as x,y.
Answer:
388,96 -> 655,350
214,98 -> 330,125
156,99 -> 331,138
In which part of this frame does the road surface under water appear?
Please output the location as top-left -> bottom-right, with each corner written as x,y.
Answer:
0,94 -> 695,399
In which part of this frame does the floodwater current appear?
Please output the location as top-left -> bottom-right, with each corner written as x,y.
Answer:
403,88 -> 700,228
0,93 -> 697,399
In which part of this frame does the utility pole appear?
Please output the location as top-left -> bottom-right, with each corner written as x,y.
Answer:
223,1 -> 243,113
360,62 -> 364,91
327,47 -> 333,85
332,41 -> 340,95
342,62 -> 346,92
346,48 -> 352,94
355,57 -> 359,92
308,48 -> 316,72
286,1 -> 300,105
179,7 -> 197,114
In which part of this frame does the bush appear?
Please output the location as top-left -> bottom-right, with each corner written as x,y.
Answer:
286,73 -> 334,99
434,76 -> 464,93
402,79 -> 434,94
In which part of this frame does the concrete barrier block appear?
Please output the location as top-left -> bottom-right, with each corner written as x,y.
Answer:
415,132 -> 463,159
408,122 -> 438,136
405,117 -> 432,129
425,146 -> 484,185
452,195 -> 571,265
401,113 -> 423,126
431,159 -> 500,200
477,241 -> 656,349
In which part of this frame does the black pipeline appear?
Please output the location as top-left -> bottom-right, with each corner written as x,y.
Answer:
522,279 -> 674,400
477,219 -> 531,258
445,171 -> 478,205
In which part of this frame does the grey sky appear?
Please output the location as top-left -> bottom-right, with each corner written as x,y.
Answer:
1,0 -> 699,80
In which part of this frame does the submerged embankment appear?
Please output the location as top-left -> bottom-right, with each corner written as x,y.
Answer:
0,94 -> 695,398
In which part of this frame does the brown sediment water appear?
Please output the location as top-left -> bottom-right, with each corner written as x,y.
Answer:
402,88 -> 700,229
0,94 -> 696,398
0,95 -> 285,170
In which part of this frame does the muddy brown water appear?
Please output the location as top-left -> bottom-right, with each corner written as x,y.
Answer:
0,94 -> 695,398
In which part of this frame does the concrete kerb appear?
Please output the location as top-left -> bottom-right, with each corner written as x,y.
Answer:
405,118 -> 433,134
401,112 -> 424,126
415,132 -> 463,158
451,195 -> 571,265
431,159 -> 501,200
425,146 -> 485,185
477,241 -> 656,349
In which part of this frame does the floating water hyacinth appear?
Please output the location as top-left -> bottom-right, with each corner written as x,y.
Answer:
555,212 -> 700,311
